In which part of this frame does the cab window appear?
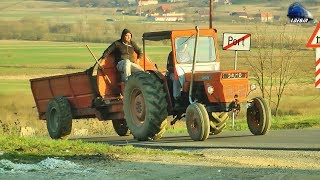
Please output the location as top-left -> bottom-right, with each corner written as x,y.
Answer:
175,36 -> 216,64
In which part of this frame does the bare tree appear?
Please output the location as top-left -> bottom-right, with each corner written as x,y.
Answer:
273,28 -> 301,116
245,24 -> 303,116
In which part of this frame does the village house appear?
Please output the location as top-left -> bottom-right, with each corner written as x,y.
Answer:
137,0 -> 158,6
196,10 -> 210,18
260,13 -> 273,22
214,0 -> 232,5
147,15 -> 184,22
229,12 -> 248,19
252,13 -> 274,22
157,4 -> 171,13
162,0 -> 188,2
145,3 -> 185,22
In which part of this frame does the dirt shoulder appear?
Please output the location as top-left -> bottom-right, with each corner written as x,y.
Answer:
1,148 -> 319,179
102,148 -> 319,179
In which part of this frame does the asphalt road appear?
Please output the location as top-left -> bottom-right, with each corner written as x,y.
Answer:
75,129 -> 320,151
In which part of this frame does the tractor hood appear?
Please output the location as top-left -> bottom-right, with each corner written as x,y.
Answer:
183,70 -> 250,103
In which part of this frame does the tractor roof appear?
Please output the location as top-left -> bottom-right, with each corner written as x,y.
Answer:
142,29 -> 217,42
143,31 -> 171,41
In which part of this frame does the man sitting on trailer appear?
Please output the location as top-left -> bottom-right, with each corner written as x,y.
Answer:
101,28 -> 143,82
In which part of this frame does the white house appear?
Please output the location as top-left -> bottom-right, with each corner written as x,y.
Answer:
137,0 -> 158,6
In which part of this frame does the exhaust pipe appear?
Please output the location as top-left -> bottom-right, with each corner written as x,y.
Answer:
189,26 -> 200,104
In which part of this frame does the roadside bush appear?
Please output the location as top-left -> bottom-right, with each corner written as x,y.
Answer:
45,33 -> 75,42
0,16 -> 175,44
49,23 -> 74,34
19,16 -> 48,41
0,21 -> 22,39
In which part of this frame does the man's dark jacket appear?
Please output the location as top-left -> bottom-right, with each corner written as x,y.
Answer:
102,29 -> 142,63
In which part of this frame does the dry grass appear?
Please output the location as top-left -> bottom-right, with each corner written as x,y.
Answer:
0,93 -> 117,137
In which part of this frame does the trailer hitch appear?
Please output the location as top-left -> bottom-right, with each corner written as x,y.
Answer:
170,114 -> 185,126
229,95 -> 240,128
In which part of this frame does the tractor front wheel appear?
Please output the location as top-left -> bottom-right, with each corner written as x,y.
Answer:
46,96 -> 72,139
247,97 -> 271,135
186,103 -> 210,141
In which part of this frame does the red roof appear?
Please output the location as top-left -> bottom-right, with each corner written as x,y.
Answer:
161,4 -> 169,12
261,13 -> 273,17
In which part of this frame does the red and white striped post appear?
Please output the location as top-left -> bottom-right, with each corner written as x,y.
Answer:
306,23 -> 320,88
316,48 -> 320,88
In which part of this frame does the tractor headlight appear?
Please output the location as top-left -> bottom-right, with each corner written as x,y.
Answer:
207,86 -> 214,95
250,84 -> 257,91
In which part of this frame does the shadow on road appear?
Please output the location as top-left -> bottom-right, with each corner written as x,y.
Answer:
73,132 -> 320,152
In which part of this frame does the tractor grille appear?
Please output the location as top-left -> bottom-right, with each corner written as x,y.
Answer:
224,84 -> 248,100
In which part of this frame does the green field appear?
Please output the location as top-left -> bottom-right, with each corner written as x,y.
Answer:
0,40 -> 171,71
0,79 -> 30,94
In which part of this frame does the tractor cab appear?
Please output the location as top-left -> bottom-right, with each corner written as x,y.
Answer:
91,26 -> 269,142
142,28 -> 250,113
169,29 -> 220,73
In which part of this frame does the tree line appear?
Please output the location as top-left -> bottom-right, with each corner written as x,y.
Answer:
0,16 -> 150,43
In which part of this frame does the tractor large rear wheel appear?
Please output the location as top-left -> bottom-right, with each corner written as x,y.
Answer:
123,71 -> 168,141
186,103 -> 210,141
247,97 -> 271,135
46,96 -> 72,139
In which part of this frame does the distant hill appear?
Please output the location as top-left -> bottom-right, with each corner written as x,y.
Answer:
232,0 -> 317,4
37,0 -> 319,8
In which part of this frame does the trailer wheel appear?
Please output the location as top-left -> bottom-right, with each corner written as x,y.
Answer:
123,71 -> 168,141
46,96 -> 72,139
186,103 -> 210,141
112,119 -> 129,136
247,97 -> 271,135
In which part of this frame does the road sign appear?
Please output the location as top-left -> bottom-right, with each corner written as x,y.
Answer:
306,23 -> 320,48
223,33 -> 251,51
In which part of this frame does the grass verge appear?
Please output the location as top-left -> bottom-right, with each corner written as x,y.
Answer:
0,136 -> 192,163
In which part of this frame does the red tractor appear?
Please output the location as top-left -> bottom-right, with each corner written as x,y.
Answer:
30,26 -> 271,141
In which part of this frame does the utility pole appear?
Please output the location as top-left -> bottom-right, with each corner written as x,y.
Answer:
139,0 -> 142,16
209,0 -> 213,28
